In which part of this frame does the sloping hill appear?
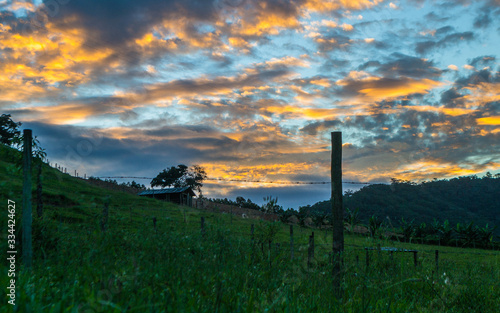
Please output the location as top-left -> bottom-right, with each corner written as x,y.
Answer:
0,144 -> 183,231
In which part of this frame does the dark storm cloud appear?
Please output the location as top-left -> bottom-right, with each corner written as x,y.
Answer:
415,31 -> 475,55
23,121 -> 238,176
359,53 -> 442,78
45,0 -> 218,48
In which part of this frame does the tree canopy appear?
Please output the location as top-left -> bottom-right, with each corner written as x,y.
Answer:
0,114 -> 22,145
151,164 -> 207,195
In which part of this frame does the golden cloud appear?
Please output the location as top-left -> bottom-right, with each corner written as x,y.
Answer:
477,116 -> 500,126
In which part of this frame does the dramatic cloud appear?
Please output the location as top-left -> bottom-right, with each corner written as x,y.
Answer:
1,0 -> 499,208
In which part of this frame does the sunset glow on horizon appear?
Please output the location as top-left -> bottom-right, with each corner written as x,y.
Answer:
1,0 -> 499,208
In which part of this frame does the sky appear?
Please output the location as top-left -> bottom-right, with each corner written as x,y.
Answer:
1,0 -> 499,209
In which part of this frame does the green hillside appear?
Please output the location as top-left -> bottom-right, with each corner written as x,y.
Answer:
301,176 -> 500,237
1,144 -> 499,312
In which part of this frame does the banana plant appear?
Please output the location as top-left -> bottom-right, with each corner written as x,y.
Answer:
400,218 -> 415,243
344,208 -> 360,233
476,224 -> 497,249
438,220 -> 454,246
455,222 -> 479,248
369,215 -> 383,238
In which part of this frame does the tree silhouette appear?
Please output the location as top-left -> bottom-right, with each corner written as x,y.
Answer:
151,164 -> 207,196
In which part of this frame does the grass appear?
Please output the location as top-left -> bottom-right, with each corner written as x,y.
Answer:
0,145 -> 499,312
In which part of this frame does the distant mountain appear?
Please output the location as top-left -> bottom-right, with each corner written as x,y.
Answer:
301,175 -> 500,235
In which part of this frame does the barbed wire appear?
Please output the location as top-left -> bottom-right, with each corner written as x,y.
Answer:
93,176 -> 385,185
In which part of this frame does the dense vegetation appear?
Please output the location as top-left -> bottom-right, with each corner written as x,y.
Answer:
298,176 -> 500,238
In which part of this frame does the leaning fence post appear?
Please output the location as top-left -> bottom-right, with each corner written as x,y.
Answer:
22,129 -> 33,269
290,225 -> 294,261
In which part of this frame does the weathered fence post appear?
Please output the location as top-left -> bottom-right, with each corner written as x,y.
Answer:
22,129 -> 33,269
308,232 -> 315,268
413,251 -> 418,268
153,216 -> 157,234
331,131 -> 344,296
290,225 -> 294,261
365,249 -> 370,269
435,250 -> 439,272
201,216 -> 205,237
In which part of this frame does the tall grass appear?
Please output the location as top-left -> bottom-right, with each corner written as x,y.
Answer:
1,207 -> 499,312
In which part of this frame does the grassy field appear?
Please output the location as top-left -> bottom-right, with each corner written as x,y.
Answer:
1,146 -> 499,312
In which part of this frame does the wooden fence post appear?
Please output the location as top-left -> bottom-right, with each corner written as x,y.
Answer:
153,217 -> 157,234
331,131 -> 344,296
290,225 -> 294,261
22,129 -> 33,269
413,251 -> 418,268
365,249 -> 370,269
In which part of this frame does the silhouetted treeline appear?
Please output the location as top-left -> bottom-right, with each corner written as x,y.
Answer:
88,176 -> 146,190
205,196 -> 262,211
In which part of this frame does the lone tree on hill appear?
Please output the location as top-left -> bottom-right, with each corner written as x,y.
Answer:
151,164 -> 207,196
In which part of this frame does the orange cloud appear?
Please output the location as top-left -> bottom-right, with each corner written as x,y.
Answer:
393,160 -> 499,182
410,105 -> 475,116
263,105 -> 340,120
358,78 -> 443,100
239,12 -> 301,36
303,0 -> 384,11
477,116 -> 500,126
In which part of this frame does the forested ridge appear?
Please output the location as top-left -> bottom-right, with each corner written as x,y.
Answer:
301,175 -> 500,236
